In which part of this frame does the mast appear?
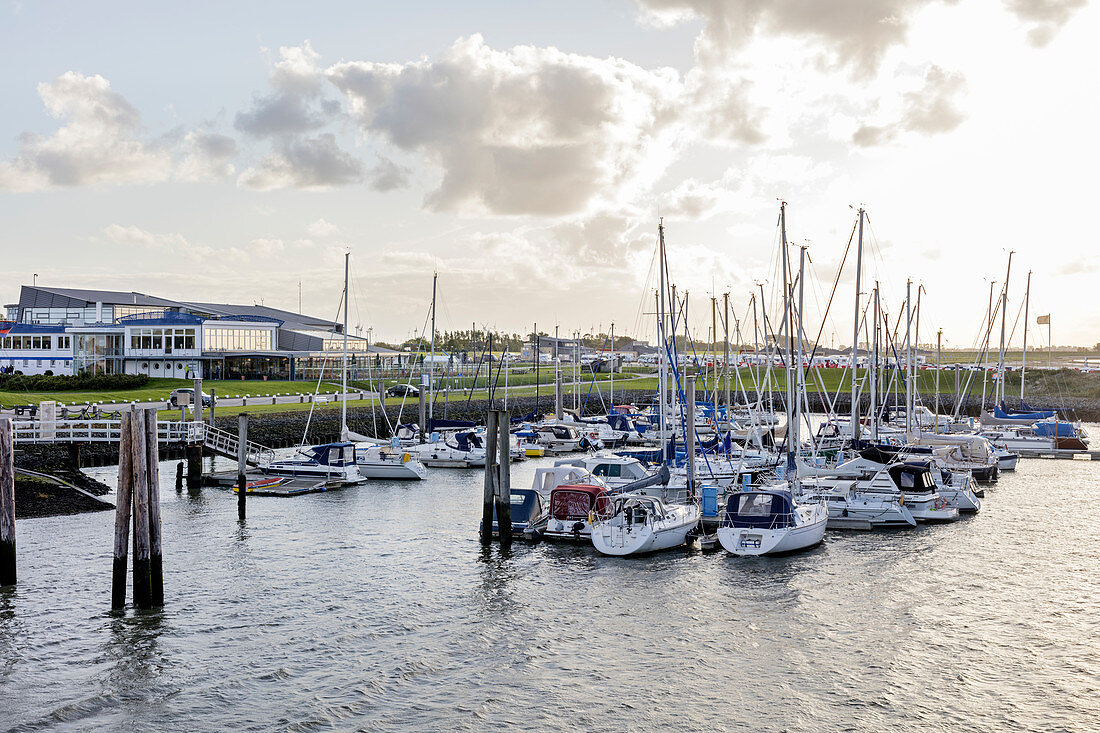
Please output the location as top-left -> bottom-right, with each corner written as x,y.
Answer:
711,296 -> 718,429
429,272 -> 437,426
1021,270 -> 1031,400
871,283 -> 880,441
723,292 -> 731,432
793,241 -> 808,491
341,251 -> 349,440
935,328 -> 943,433
997,251 -> 1014,406
914,283 -> 922,428
904,279 -> 912,434
658,220 -> 667,452
851,208 -> 865,443
780,202 -> 796,482
609,321 -> 614,407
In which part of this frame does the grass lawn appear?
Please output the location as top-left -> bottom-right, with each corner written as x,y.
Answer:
0,378 -> 346,408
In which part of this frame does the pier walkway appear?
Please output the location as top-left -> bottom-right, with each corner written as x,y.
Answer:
10,419 -> 275,466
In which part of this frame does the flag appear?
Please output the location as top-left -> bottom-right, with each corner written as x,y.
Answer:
1037,314 -> 1050,325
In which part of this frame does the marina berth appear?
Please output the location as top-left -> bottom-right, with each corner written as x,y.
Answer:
717,488 -> 828,556
591,494 -> 701,556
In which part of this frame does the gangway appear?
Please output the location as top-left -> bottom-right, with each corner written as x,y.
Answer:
10,419 -> 275,466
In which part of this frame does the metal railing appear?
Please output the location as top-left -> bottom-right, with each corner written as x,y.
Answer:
9,418 -> 275,465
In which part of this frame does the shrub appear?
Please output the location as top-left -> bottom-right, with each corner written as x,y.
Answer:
0,373 -> 150,392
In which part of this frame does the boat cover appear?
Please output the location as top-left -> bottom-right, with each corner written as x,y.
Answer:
549,485 -> 610,520
1033,421 -> 1080,438
722,491 -> 794,529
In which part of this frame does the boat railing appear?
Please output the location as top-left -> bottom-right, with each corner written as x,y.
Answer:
718,508 -> 796,531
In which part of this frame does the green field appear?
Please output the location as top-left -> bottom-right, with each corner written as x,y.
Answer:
0,378 -> 345,409
7,365 -> 1097,414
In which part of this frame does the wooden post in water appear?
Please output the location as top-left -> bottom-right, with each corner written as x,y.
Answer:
175,461 -> 183,492
237,414 -> 248,521
209,388 -> 215,425
143,408 -> 164,607
129,410 -> 152,609
480,410 -> 500,546
193,377 -> 203,425
0,419 -> 16,586
111,413 -> 134,608
494,410 -> 512,549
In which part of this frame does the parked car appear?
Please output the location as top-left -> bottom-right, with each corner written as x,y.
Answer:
169,388 -> 214,407
386,384 -> 420,397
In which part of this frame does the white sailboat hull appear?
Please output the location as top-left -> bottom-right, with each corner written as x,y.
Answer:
717,508 -> 827,556
591,506 -> 701,556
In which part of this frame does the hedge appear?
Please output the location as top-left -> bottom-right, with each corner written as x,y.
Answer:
0,373 -> 150,392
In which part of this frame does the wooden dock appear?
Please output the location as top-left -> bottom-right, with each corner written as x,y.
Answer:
1016,449 -> 1100,461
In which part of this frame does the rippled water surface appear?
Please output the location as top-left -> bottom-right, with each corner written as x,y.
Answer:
3,439 -> 1100,731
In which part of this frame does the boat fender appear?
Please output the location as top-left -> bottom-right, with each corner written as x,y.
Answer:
899,494 -> 905,506
571,521 -> 585,534
588,510 -> 596,525
402,452 -> 410,463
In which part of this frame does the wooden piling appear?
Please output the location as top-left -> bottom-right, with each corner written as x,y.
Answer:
111,413 -> 134,607
175,461 -> 183,491
0,419 -> 16,586
237,414 -> 248,521
186,444 -> 202,488
129,410 -> 152,609
143,408 -> 164,607
494,410 -> 512,549
480,411 -> 499,546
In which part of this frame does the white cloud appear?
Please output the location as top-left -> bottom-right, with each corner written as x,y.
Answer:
237,133 -> 363,190
327,34 -> 685,216
306,218 -> 341,237
101,224 -> 189,249
176,131 -> 236,181
0,72 -> 173,191
853,65 -> 967,146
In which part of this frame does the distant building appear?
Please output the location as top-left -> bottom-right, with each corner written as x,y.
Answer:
0,285 -> 401,379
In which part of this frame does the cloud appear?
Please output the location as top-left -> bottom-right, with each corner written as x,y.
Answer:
367,155 -> 411,192
853,65 -> 966,145
306,218 -> 341,237
327,34 -> 684,216
176,131 -> 236,181
101,223 -> 188,249
0,72 -> 172,191
635,0 -> 943,76
238,133 -> 363,190
235,42 -> 327,138
1004,0 -> 1087,45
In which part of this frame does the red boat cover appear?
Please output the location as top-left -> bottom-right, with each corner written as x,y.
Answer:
550,484 -> 610,520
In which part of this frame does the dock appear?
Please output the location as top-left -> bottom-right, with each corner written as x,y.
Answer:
1016,449 -> 1100,460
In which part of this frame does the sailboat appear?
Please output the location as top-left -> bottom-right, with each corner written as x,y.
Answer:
718,204 -> 827,556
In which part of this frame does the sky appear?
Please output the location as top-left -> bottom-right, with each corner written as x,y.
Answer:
0,0 -> 1096,349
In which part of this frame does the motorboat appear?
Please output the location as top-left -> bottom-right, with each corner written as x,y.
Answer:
354,443 -> 428,480
554,454 -> 656,490
480,488 -> 545,541
541,483 -> 613,542
590,494 -> 700,556
716,488 -> 827,556
259,442 -> 365,484
406,430 -> 487,468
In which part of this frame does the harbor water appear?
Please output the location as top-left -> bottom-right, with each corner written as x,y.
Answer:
2,446 -> 1099,731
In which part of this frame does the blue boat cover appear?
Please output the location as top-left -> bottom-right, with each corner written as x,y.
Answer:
1033,421 -> 1079,438
722,491 -> 793,529
429,418 -> 476,430
994,404 -> 1058,420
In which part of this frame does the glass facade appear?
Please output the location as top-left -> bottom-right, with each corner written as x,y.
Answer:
128,327 -> 197,354
323,337 -> 370,352
215,356 -> 289,380
22,306 -> 99,324
113,305 -> 169,320
74,333 -> 123,374
0,335 -> 70,350
204,327 -> 273,352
